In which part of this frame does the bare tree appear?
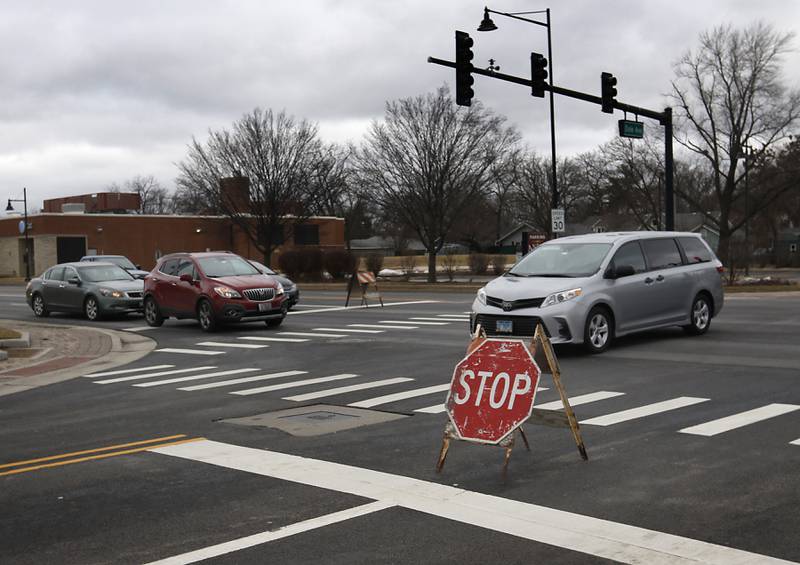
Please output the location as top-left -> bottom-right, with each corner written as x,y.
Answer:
357,86 -> 520,282
176,108 -> 335,266
671,22 -> 800,263
107,175 -> 173,214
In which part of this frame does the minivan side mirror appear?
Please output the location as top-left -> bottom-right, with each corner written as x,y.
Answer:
607,264 -> 635,279
136,264 -> 142,270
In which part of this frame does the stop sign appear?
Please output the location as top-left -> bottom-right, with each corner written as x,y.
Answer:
446,338 -> 541,444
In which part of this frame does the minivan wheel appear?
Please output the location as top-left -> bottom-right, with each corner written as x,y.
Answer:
84,296 -> 102,321
32,293 -> 50,317
583,306 -> 613,354
197,299 -> 217,332
684,294 -> 711,335
144,296 -> 164,327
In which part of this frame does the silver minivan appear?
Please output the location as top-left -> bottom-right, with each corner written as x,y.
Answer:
470,232 -> 724,353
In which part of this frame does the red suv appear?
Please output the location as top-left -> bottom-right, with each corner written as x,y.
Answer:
143,252 -> 288,332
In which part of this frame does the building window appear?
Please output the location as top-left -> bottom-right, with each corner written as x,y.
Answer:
294,224 -> 320,245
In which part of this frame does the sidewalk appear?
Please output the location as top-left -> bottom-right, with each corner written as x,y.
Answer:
0,320 -> 155,397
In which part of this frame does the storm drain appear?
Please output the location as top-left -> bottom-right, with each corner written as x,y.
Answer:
220,404 -> 408,437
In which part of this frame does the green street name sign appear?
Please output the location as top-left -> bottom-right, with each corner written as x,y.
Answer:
618,119 -> 644,139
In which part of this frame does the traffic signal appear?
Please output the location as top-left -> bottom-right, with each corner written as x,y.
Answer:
601,72 -> 617,113
530,52 -> 548,98
455,30 -> 474,106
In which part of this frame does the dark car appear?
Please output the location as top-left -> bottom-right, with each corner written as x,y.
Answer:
26,262 -> 144,320
143,252 -> 288,332
80,255 -> 150,279
249,260 -> 299,309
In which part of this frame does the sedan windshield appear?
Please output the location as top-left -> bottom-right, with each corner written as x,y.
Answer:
509,243 -> 612,278
105,257 -> 136,270
77,265 -> 135,282
199,256 -> 260,278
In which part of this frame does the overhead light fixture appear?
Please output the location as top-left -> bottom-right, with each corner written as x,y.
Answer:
477,7 -> 498,32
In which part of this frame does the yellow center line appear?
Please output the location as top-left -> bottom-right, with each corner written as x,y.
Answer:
0,434 -> 189,471
0,437 -> 204,477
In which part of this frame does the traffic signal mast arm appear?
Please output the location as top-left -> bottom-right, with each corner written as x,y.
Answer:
427,55 -> 667,124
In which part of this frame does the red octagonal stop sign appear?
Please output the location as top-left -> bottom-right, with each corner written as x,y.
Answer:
446,338 -> 541,444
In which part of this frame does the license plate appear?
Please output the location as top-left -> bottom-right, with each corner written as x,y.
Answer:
258,303 -> 270,312
496,320 -> 513,333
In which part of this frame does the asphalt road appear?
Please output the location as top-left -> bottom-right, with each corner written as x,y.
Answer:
1,286 -> 799,564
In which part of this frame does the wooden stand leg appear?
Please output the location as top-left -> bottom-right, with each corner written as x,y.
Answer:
436,435 -> 451,473
519,427 -> 531,452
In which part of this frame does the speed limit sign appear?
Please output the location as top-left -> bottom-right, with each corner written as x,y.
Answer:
551,209 -> 565,233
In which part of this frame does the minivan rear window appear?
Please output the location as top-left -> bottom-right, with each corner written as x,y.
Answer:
678,237 -> 713,264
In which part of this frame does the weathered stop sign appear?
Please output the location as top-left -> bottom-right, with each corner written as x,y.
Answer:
446,338 -> 540,444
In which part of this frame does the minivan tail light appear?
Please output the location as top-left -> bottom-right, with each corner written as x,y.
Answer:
716,266 -> 725,274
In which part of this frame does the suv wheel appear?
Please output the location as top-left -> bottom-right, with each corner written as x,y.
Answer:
684,294 -> 711,335
144,296 -> 164,327
84,296 -> 102,321
584,306 -> 613,354
32,293 -> 50,317
197,299 -> 217,332
265,303 -> 288,328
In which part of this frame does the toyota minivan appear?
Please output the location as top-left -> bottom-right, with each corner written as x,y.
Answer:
470,232 -> 724,353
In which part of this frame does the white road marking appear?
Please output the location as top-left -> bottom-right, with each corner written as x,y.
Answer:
154,348 -> 226,356
283,377 -> 413,402
278,332 -> 347,338
580,397 -> 710,426
679,403 -> 800,436
313,327 -> 384,334
195,341 -> 268,349
348,324 -> 418,330
134,368 -> 260,388
536,391 -> 626,411
289,300 -> 440,315
791,438 -> 800,446
85,364 -> 174,378
379,320 -> 449,326
409,317 -> 461,322
144,500 -> 393,565
436,314 -> 470,319
178,370 -> 308,391
152,440 -> 794,565
94,366 -> 217,385
415,386 -> 550,414
349,383 -> 450,408
237,336 -> 309,343
9,302 -> 27,306
231,374 -> 360,396
122,326 -> 158,332
290,303 -> 343,308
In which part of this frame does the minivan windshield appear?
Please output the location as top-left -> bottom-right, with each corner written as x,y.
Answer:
198,256 -> 260,278
104,256 -> 136,270
77,265 -> 135,282
509,243 -> 612,278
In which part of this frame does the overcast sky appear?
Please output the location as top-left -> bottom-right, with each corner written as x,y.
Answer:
2,0 -> 799,209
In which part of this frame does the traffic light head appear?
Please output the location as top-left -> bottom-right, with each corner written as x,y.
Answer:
455,30 -> 475,106
601,72 -> 617,114
530,52 -> 548,98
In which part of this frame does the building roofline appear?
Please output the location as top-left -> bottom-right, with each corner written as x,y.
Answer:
1,212 -> 344,221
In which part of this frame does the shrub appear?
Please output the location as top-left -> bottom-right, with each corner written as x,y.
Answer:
490,255 -> 507,276
441,252 -> 459,282
324,249 -> 356,280
279,248 -> 323,280
364,253 -> 384,277
468,253 -> 489,275
400,255 -> 417,280
277,250 -> 302,280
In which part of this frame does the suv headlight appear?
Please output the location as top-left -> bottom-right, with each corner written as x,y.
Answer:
99,288 -> 124,298
276,282 -> 285,296
213,286 -> 242,298
477,287 -> 487,305
541,288 -> 582,308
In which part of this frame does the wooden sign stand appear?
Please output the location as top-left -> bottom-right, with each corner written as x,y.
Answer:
436,323 -> 588,475
345,270 -> 384,307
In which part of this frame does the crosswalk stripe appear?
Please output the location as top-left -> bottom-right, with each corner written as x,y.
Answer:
791,438 -> 800,446
196,342 -> 268,349
278,332 -> 347,338
536,391 -> 625,411
282,377 -> 413,402
436,314 -> 470,319
313,328 -> 384,334
231,374 -> 360,396
348,324 -> 418,330
679,403 -> 800,436
85,364 -> 174,378
349,383 -> 450,408
94,366 -> 217,385
414,386 -> 550,414
409,317 -> 460,322
178,370 -> 308,391
155,348 -> 226,355
134,368 -> 260,388
580,397 -> 709,426
381,320 -> 448,326
238,336 -> 309,343
122,326 -> 158,332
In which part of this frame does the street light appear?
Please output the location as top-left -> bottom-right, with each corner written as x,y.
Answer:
6,187 -> 31,281
478,6 -> 559,224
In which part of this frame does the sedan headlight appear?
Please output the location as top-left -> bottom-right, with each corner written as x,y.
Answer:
477,287 -> 487,305
276,282 -> 285,296
213,286 -> 242,298
541,288 -> 582,308
99,288 -> 124,298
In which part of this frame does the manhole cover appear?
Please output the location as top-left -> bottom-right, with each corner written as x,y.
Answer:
221,404 -> 408,436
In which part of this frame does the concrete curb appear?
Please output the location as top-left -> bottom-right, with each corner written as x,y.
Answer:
0,331 -> 31,349
0,324 -> 156,398
0,350 -> 6,361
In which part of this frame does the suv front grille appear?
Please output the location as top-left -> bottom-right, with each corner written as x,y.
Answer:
473,314 -> 549,337
486,296 -> 544,311
242,287 -> 275,302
